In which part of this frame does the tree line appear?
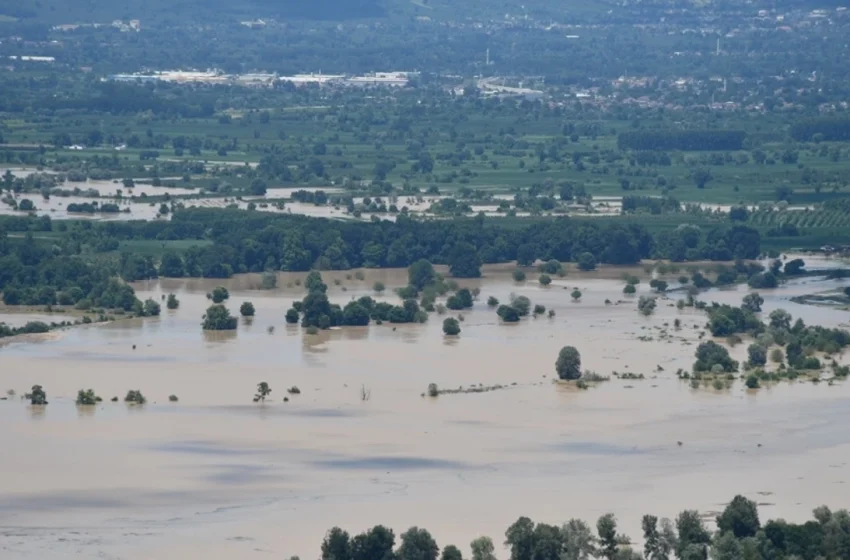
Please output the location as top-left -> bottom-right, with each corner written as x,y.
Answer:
134,209 -> 760,279
313,494 -> 850,560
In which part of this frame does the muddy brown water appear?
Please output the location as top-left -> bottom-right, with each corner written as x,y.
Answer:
2,262 -> 850,559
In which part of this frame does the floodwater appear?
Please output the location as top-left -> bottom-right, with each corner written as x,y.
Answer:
1,265 -> 850,559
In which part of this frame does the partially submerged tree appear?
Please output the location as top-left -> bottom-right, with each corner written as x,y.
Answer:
29,384 -> 47,405
143,298 -> 161,316
741,293 -> 763,313
202,304 -> 238,330
210,286 -> 230,303
240,301 -> 256,317
556,346 -> 582,380
443,317 -> 461,336
285,308 -> 300,324
124,390 -> 146,404
638,296 -> 657,316
166,293 -> 180,309
75,389 -> 100,405
747,344 -> 767,367
408,259 -> 438,291
254,382 -> 272,403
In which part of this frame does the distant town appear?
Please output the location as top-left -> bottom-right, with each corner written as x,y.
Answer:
106,70 -> 418,88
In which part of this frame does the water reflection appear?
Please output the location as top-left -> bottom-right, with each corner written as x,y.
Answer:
27,405 -> 46,420
202,330 -> 238,344
76,405 -> 96,418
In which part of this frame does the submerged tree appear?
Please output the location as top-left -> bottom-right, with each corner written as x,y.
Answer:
254,382 -> 272,403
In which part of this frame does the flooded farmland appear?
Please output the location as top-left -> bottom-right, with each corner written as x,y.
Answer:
2,265 -> 850,559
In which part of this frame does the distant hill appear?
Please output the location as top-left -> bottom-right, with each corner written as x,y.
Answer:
0,0 -> 386,24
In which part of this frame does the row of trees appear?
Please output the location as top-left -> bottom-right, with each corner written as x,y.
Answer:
133,209 -> 761,278
318,495 -> 850,560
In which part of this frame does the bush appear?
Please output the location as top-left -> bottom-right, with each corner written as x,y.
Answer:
539,274 -> 552,286
427,383 -> 439,397
512,269 -> 527,282
745,374 -> 760,389
533,304 -> 546,315
486,296 -> 499,307
623,284 -> 637,295
571,289 -> 582,301
169,395 -> 179,402
166,294 -> 180,309
373,281 -> 386,293
770,348 -> 784,363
